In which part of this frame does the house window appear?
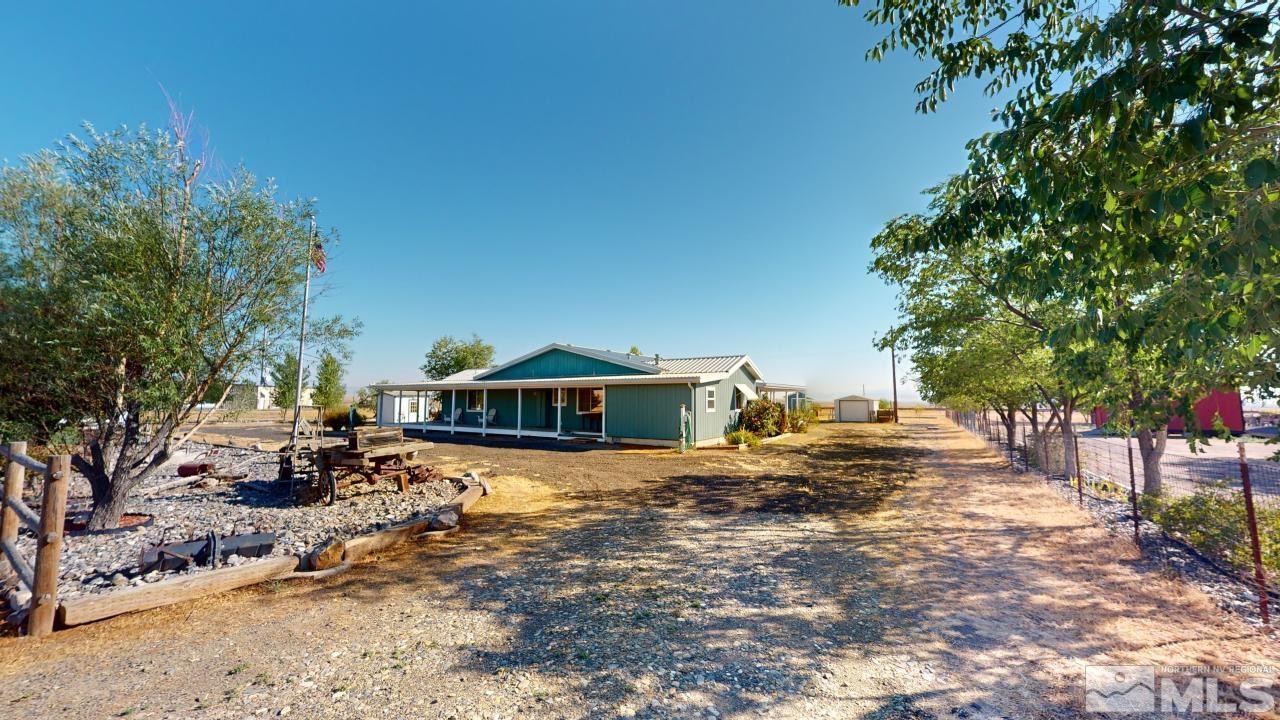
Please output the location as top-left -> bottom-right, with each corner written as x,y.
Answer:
466,389 -> 484,412
577,387 -> 604,414
552,388 -> 567,407
407,399 -> 419,415
706,387 -> 717,412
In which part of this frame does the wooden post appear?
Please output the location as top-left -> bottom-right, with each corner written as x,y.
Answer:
556,388 -> 563,438
1074,434 -> 1084,505
481,388 -> 488,437
1238,443 -> 1271,626
1126,431 -> 1141,553
450,389 -> 457,434
517,388 -> 523,438
1,441 -> 27,575
29,454 -> 69,638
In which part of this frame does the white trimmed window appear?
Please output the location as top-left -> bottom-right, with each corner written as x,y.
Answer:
553,388 -> 567,407
577,387 -> 604,414
706,387 -> 717,412
466,389 -> 484,411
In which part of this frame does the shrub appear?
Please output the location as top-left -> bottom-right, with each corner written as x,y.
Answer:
724,429 -> 761,448
1142,482 -> 1280,576
786,403 -> 818,433
740,399 -> 784,437
877,399 -> 892,411
322,407 -> 350,432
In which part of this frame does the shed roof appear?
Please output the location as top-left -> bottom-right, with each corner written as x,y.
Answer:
836,394 -> 874,401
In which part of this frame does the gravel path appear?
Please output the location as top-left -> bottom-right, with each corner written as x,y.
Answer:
0,414 -> 1276,719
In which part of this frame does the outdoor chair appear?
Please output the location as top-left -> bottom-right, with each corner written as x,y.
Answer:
485,408 -> 497,426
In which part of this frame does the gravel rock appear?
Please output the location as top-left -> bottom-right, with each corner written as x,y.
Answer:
11,443 -> 461,599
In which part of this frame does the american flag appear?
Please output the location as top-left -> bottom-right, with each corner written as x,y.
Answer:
311,242 -> 327,273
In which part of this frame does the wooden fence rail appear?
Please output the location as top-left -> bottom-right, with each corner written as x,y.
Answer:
0,441 -> 71,638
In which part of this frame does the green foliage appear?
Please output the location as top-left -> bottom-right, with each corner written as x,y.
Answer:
877,399 -> 892,411
629,345 -> 642,355
421,334 -> 494,380
0,120 -> 360,528
724,429 -> 761,448
270,355 -> 308,410
739,399 -> 784,437
322,407 -> 349,432
312,353 -> 345,410
1142,483 -> 1280,577
355,380 -> 388,411
786,403 -> 817,433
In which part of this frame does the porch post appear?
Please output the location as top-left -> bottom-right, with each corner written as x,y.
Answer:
556,387 -> 562,438
517,388 -> 523,438
450,389 -> 456,435
375,390 -> 383,427
419,390 -> 425,431
482,388 -> 488,437
601,387 -> 607,442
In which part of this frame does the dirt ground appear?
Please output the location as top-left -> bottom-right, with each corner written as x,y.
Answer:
1,410 -> 1277,719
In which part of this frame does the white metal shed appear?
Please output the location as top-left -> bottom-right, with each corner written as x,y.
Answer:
834,394 -> 875,422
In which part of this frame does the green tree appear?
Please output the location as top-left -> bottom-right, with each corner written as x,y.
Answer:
270,355 -> 308,410
312,353 -> 345,410
0,120 -> 359,528
629,345 -> 643,355
356,380 -> 390,411
420,334 -> 494,380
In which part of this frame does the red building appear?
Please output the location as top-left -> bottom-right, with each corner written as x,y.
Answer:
1091,389 -> 1246,434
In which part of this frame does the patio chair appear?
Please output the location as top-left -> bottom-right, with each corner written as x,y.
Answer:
485,408 -> 498,426
447,407 -> 462,424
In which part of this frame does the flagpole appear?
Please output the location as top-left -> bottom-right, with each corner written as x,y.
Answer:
289,217 -> 316,450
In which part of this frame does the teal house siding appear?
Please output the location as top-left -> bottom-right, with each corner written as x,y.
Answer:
604,384 -> 690,441
482,348 -> 650,381
695,365 -> 759,441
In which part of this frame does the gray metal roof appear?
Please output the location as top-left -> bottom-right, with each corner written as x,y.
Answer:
657,355 -> 749,374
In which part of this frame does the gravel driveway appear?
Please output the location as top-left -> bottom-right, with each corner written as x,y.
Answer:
1,414 -> 1277,719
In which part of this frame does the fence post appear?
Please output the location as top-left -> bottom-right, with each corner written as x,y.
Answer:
1126,432 -> 1141,553
1237,443 -> 1271,627
1074,434 -> 1084,505
29,454 -> 69,638
1,441 -> 27,574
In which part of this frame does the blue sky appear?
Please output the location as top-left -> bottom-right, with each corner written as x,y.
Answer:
1,2 -> 1005,401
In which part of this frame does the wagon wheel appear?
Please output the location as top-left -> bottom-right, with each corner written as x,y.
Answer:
321,467 -> 338,506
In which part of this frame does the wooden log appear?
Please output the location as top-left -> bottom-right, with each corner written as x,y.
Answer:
454,483 -> 485,514
2,538 -> 33,590
6,497 -> 41,532
57,555 -> 299,627
0,444 -> 48,474
29,455 -> 69,638
341,517 -> 434,563
1,441 -> 26,574
303,538 -> 346,571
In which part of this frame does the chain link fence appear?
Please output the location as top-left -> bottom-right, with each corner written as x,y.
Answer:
947,408 -> 1276,626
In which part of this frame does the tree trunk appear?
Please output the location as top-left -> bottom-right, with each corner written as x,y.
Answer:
1062,398 -> 1077,480
1136,425 -> 1167,496
86,477 -> 140,530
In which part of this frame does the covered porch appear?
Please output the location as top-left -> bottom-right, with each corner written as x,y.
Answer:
375,384 -> 610,441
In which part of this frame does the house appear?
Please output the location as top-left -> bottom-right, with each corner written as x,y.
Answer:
833,394 -> 875,422
1090,389 -> 1246,434
373,343 -> 805,447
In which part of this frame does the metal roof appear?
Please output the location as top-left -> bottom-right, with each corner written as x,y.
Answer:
376,372 -> 726,392
473,343 -> 660,380
657,355 -> 748,374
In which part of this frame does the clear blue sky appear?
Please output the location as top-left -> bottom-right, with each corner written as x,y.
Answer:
2,2 -> 1004,401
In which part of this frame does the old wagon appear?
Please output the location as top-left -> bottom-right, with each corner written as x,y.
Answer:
306,427 -> 441,505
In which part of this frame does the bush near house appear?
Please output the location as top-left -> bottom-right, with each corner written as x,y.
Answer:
786,404 -> 818,433
1140,482 -> 1280,577
323,407 -> 350,432
740,399 -> 785,437
724,429 -> 762,448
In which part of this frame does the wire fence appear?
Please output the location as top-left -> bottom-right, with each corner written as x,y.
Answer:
946,408 -> 1276,626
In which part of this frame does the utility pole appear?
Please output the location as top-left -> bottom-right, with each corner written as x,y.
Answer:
890,345 -> 899,423
288,217 -> 316,450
